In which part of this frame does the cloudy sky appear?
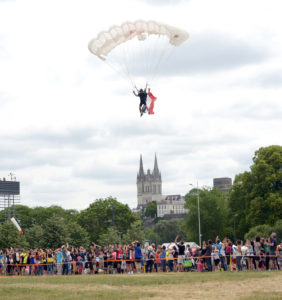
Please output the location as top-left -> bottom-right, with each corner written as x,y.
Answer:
0,0 -> 281,210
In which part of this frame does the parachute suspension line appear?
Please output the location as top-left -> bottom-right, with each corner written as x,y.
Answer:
123,38 -> 137,88
104,50 -> 135,89
106,31 -> 132,85
145,35 -> 154,86
104,60 -> 129,83
143,36 -> 151,86
150,36 -> 173,84
117,40 -> 135,88
146,34 -> 160,85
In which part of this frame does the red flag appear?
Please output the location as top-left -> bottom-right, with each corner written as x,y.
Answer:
147,92 -> 157,115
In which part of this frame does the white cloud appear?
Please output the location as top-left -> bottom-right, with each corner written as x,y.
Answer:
0,0 -> 281,210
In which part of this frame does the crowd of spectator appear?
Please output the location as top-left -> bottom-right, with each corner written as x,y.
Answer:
0,232 -> 281,276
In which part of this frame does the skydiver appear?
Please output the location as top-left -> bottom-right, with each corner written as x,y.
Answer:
133,87 -> 150,116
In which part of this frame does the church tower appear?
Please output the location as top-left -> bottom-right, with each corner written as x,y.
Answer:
137,154 -> 162,208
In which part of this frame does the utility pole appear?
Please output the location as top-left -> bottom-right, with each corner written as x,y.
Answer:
197,181 -> 201,247
189,182 -> 201,247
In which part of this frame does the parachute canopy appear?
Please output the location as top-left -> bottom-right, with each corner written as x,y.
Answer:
88,20 -> 189,87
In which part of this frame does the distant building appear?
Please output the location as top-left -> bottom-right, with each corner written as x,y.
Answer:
136,154 -> 188,218
213,177 -> 232,200
137,154 -> 162,208
157,195 -> 188,217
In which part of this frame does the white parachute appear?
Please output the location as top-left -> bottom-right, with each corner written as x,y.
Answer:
88,20 -> 189,88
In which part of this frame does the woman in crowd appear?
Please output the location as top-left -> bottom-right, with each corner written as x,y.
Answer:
233,240 -> 243,271
167,243 -> 175,272
245,239 -> 254,270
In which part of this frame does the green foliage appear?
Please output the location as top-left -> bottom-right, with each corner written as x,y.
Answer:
12,205 -> 34,229
273,219 -> 282,241
144,227 -> 159,245
98,227 -> 121,246
41,216 -> 70,249
185,187 -> 229,242
25,225 -> 44,249
153,218 -> 186,244
68,222 -> 90,248
244,219 -> 282,242
31,206 -> 79,227
144,201 -> 157,218
77,197 -> 137,242
244,224 -> 273,241
0,205 -> 79,231
122,220 -> 144,244
229,145 -> 282,238
0,222 -> 29,249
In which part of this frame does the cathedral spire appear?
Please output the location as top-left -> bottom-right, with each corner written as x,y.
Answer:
138,154 -> 145,177
153,153 -> 159,176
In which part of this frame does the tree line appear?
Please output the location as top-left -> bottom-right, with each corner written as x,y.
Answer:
0,145 -> 281,249
185,145 -> 282,242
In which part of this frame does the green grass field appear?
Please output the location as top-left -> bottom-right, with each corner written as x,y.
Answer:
1,271 -> 282,300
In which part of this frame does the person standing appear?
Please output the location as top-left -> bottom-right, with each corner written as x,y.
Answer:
267,233 -> 278,270
167,243 -> 175,272
233,240 -> 243,271
56,248 -> 62,275
62,244 -> 69,275
132,241 -> 142,273
205,240 -> 213,272
175,235 -> 185,272
160,245 -> 167,272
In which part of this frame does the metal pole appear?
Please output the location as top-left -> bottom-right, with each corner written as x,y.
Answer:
233,216 -> 236,243
112,205 -> 115,227
233,214 -> 238,243
197,181 -> 201,247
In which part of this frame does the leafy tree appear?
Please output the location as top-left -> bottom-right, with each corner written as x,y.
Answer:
145,202 -> 157,218
229,145 -> 282,238
153,218 -> 186,244
0,205 -> 33,229
0,222 -> 29,249
185,187 -> 229,243
244,224 -> 273,241
41,216 -> 70,249
77,197 -> 137,242
244,219 -> 282,241
68,222 -> 90,248
228,172 -> 253,240
25,224 -> 44,249
31,206 -> 79,226
144,227 -> 159,245
273,219 -> 282,241
98,227 -> 121,246
122,220 -> 144,245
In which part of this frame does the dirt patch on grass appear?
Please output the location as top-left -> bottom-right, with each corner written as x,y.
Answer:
1,272 -> 282,300
135,274 -> 282,299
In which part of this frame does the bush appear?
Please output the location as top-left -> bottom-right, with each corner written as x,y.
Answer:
244,224 -> 273,241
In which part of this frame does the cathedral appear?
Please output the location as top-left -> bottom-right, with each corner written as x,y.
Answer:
136,154 -> 162,208
136,154 -> 188,217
